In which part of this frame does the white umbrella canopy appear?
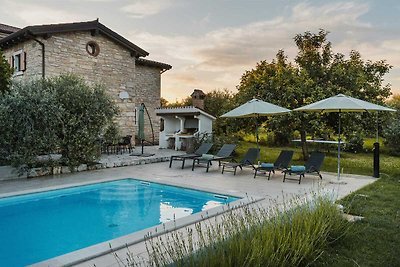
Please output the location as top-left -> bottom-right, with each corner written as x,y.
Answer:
294,93 -> 396,180
294,94 -> 396,113
221,99 -> 291,118
221,99 -> 291,149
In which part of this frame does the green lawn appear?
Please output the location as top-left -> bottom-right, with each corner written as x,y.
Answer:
235,141 -> 400,177
316,176 -> 400,266
235,141 -> 400,266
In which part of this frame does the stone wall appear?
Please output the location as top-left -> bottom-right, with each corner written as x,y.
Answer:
3,39 -> 43,80
134,64 -> 161,143
3,31 -> 162,142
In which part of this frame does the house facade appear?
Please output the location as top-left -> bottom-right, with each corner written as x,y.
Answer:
0,20 -> 171,143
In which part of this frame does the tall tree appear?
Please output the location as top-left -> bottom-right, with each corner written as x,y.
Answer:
160,97 -> 169,107
292,30 -> 334,158
204,89 -> 236,136
160,96 -> 192,108
0,49 -> 12,94
236,30 -> 392,159
204,89 -> 235,116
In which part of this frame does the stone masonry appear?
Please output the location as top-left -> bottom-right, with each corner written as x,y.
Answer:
2,28 -> 169,143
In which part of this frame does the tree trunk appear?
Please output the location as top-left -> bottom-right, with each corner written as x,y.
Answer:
300,129 -> 309,160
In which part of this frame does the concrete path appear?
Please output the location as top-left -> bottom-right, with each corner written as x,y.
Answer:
0,146 -> 184,181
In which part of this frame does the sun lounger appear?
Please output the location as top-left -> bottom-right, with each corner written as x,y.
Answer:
192,144 -> 237,172
169,143 -> 213,169
283,151 -> 325,184
254,150 -> 294,179
221,148 -> 260,175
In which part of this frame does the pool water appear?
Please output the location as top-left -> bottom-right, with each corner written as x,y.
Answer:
0,179 -> 238,266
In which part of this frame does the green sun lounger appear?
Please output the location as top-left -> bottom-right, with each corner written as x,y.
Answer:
221,148 -> 260,175
254,150 -> 294,179
169,143 -> 213,169
192,144 -> 237,172
283,151 -> 325,184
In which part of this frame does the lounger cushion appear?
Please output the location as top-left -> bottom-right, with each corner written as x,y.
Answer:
202,154 -> 215,160
290,165 -> 306,172
260,163 -> 274,168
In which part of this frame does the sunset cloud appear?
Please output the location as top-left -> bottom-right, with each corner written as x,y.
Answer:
0,0 -> 398,100
127,1 -> 400,100
121,0 -> 174,18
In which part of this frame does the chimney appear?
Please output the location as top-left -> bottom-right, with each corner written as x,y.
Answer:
191,89 -> 206,110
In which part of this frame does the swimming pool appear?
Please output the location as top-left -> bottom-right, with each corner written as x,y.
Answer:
0,179 -> 239,266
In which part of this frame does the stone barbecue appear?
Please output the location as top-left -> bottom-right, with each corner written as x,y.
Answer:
156,106 -> 215,151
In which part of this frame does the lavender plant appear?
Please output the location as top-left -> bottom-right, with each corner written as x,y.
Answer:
114,194 -> 350,267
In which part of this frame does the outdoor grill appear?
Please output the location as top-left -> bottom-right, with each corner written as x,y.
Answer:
156,106 -> 215,151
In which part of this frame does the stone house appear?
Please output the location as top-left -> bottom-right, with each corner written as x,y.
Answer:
0,20 -> 171,143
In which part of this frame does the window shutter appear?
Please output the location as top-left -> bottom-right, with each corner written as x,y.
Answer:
21,52 -> 26,71
10,56 -> 14,69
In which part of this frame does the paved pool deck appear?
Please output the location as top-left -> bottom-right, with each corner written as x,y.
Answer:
0,148 -> 377,267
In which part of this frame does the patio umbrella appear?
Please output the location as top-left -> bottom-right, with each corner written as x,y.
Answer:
221,98 -> 291,148
294,94 -> 396,180
130,103 -> 155,157
138,103 -> 145,141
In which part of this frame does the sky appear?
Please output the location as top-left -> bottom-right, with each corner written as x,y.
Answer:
1,0 -> 400,102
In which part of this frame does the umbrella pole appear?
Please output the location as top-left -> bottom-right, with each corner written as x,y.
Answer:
256,115 -> 259,149
374,112 -> 380,178
338,111 -> 341,180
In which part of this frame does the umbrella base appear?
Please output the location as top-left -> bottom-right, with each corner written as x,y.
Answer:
130,153 -> 155,157
329,180 -> 347,185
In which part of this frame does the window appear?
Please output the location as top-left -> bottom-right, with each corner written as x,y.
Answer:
11,50 -> 26,74
86,41 -> 100,57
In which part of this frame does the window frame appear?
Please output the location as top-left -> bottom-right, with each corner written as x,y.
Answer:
11,49 -> 26,76
86,41 -> 100,57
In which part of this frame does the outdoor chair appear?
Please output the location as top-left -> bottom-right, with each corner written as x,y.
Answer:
118,135 -> 133,153
191,144 -> 237,172
283,151 -> 325,184
221,148 -> 260,175
254,150 -> 294,179
104,141 -> 118,154
169,143 -> 213,169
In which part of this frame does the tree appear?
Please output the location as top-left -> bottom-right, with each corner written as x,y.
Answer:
48,74 -> 118,167
236,30 -> 392,159
204,89 -> 236,136
384,94 -> 400,155
204,89 -> 234,116
0,74 -> 118,169
0,49 -> 12,94
160,97 -> 168,107
387,94 -> 400,109
235,50 -> 303,147
0,80 -> 63,168
162,96 -> 193,108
